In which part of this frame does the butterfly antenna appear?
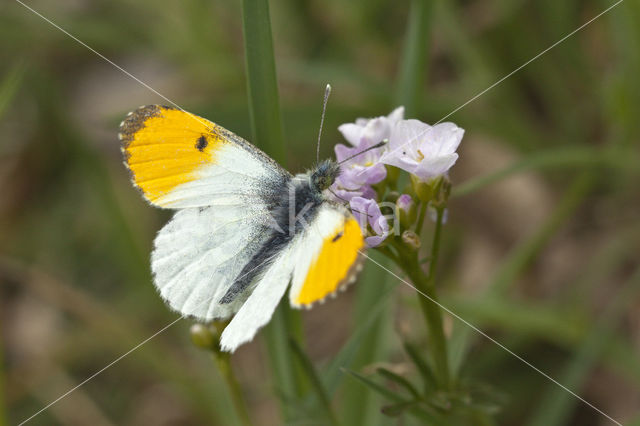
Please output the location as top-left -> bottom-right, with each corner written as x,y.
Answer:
316,84 -> 332,163
338,140 -> 388,165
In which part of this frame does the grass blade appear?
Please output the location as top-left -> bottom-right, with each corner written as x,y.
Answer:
403,341 -> 437,391
487,173 -> 594,296
342,368 -> 439,423
241,0 -> 308,420
338,255 -> 393,426
289,339 -> 340,426
242,0 -> 286,163
376,367 -> 421,399
395,0 -> 432,116
527,266 -> 640,426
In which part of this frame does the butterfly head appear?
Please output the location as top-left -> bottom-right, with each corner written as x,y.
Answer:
310,159 -> 340,191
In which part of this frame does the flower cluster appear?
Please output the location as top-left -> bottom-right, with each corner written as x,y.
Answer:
331,107 -> 464,247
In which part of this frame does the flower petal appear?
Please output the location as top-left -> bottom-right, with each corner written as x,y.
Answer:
334,143 -> 353,163
387,106 -> 405,123
338,123 -> 363,146
362,117 -> 390,144
430,123 -> 464,154
412,153 -> 459,180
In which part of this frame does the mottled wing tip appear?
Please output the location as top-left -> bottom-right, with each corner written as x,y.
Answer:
119,105 -> 176,146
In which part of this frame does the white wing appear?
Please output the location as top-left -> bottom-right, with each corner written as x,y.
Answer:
151,203 -> 272,320
120,106 -> 292,319
220,235 -> 300,352
120,105 -> 290,209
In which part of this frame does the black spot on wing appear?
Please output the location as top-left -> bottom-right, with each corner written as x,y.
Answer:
331,232 -> 343,242
196,135 -> 208,152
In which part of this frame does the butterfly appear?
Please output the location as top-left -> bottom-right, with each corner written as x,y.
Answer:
119,104 -> 365,352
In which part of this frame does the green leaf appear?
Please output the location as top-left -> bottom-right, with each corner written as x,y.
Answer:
342,368 -> 439,423
323,279 -> 394,395
337,254 -> 393,426
527,266 -> 640,426
403,341 -> 437,391
342,368 -> 407,403
289,338 -> 339,426
376,367 -> 421,399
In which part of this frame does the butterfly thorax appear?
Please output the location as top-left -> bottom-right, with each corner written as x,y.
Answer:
309,159 -> 341,191
219,160 -> 340,304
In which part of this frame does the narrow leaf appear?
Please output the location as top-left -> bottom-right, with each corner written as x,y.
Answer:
404,341 -> 437,390
289,339 -> 339,426
342,368 -> 440,423
376,367 -> 420,399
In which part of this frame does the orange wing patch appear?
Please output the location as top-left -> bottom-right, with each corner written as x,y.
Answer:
293,218 -> 365,307
119,105 -> 226,205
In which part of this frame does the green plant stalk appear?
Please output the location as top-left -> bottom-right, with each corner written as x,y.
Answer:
414,201 -> 428,236
213,352 -> 252,426
391,207 -> 450,389
241,0 -> 307,416
339,254 -> 393,426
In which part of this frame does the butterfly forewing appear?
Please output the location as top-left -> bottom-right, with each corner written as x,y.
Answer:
119,105 -> 290,208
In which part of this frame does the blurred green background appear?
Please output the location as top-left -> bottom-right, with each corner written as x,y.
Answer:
1,0 -> 640,425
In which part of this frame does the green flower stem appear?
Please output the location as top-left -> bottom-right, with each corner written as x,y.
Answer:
390,207 -> 450,389
414,201 -> 428,236
212,351 -> 252,426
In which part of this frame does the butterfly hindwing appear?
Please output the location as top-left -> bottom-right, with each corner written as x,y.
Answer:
218,203 -> 366,351
151,204 -> 272,320
290,203 -> 365,308
219,238 -> 300,351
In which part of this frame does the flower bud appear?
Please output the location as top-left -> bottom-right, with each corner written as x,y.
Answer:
384,191 -> 400,204
396,194 -> 416,228
410,174 -> 433,202
190,323 -> 217,350
433,176 -> 452,207
402,230 -> 421,250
